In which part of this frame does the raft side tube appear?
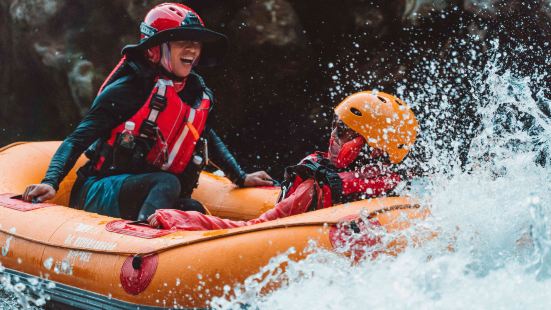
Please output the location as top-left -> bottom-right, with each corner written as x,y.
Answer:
0,194 -> 420,253
0,200 -> 428,308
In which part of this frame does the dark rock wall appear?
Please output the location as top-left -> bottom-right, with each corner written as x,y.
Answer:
1,0 -> 550,176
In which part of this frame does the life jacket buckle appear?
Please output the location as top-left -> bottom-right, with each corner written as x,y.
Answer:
150,94 -> 167,111
139,120 -> 158,138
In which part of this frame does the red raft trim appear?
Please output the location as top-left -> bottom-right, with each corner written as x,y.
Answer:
120,253 -> 159,295
329,214 -> 382,262
105,220 -> 173,239
0,194 -> 56,211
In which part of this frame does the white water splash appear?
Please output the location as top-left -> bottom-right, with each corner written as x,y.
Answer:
0,264 -> 54,309
211,39 -> 551,309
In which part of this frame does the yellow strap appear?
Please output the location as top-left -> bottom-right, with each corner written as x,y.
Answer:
186,122 -> 200,140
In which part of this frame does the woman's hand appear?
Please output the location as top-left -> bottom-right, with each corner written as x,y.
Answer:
243,171 -> 274,187
22,184 -> 56,203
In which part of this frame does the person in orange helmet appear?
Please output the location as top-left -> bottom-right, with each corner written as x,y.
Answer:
148,91 -> 419,230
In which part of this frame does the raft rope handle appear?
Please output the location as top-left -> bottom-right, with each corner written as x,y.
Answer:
202,138 -> 225,172
0,204 -> 421,257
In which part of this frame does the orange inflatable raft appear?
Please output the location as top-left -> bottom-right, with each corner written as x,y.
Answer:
0,142 -> 430,309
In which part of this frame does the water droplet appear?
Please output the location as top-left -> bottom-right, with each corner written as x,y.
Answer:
43,257 -> 53,270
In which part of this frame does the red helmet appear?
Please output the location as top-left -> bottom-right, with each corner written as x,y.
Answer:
122,3 -> 228,67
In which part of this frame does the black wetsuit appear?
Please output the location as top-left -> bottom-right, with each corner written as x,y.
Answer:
41,57 -> 246,220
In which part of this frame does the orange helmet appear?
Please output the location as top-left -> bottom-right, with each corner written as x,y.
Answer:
334,91 -> 418,164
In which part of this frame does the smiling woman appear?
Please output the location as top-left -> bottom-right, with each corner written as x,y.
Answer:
21,2 -> 273,222
160,40 -> 203,79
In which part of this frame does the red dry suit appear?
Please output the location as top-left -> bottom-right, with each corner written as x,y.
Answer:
150,152 -> 401,231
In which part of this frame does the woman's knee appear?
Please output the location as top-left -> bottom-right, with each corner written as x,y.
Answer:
149,172 -> 181,197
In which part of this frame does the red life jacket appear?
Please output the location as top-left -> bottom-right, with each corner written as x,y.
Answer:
94,74 -> 211,175
281,152 -> 401,208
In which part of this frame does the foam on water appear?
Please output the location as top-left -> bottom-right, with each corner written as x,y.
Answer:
211,40 -> 551,309
0,266 -> 52,309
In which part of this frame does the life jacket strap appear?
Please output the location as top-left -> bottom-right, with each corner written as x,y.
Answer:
186,122 -> 200,140
279,154 -> 343,204
149,94 -> 167,111
139,79 -> 172,139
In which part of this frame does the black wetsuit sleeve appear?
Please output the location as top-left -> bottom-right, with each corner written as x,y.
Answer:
41,77 -> 147,190
206,128 -> 247,187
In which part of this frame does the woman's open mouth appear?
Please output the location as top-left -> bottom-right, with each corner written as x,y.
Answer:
180,57 -> 194,65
